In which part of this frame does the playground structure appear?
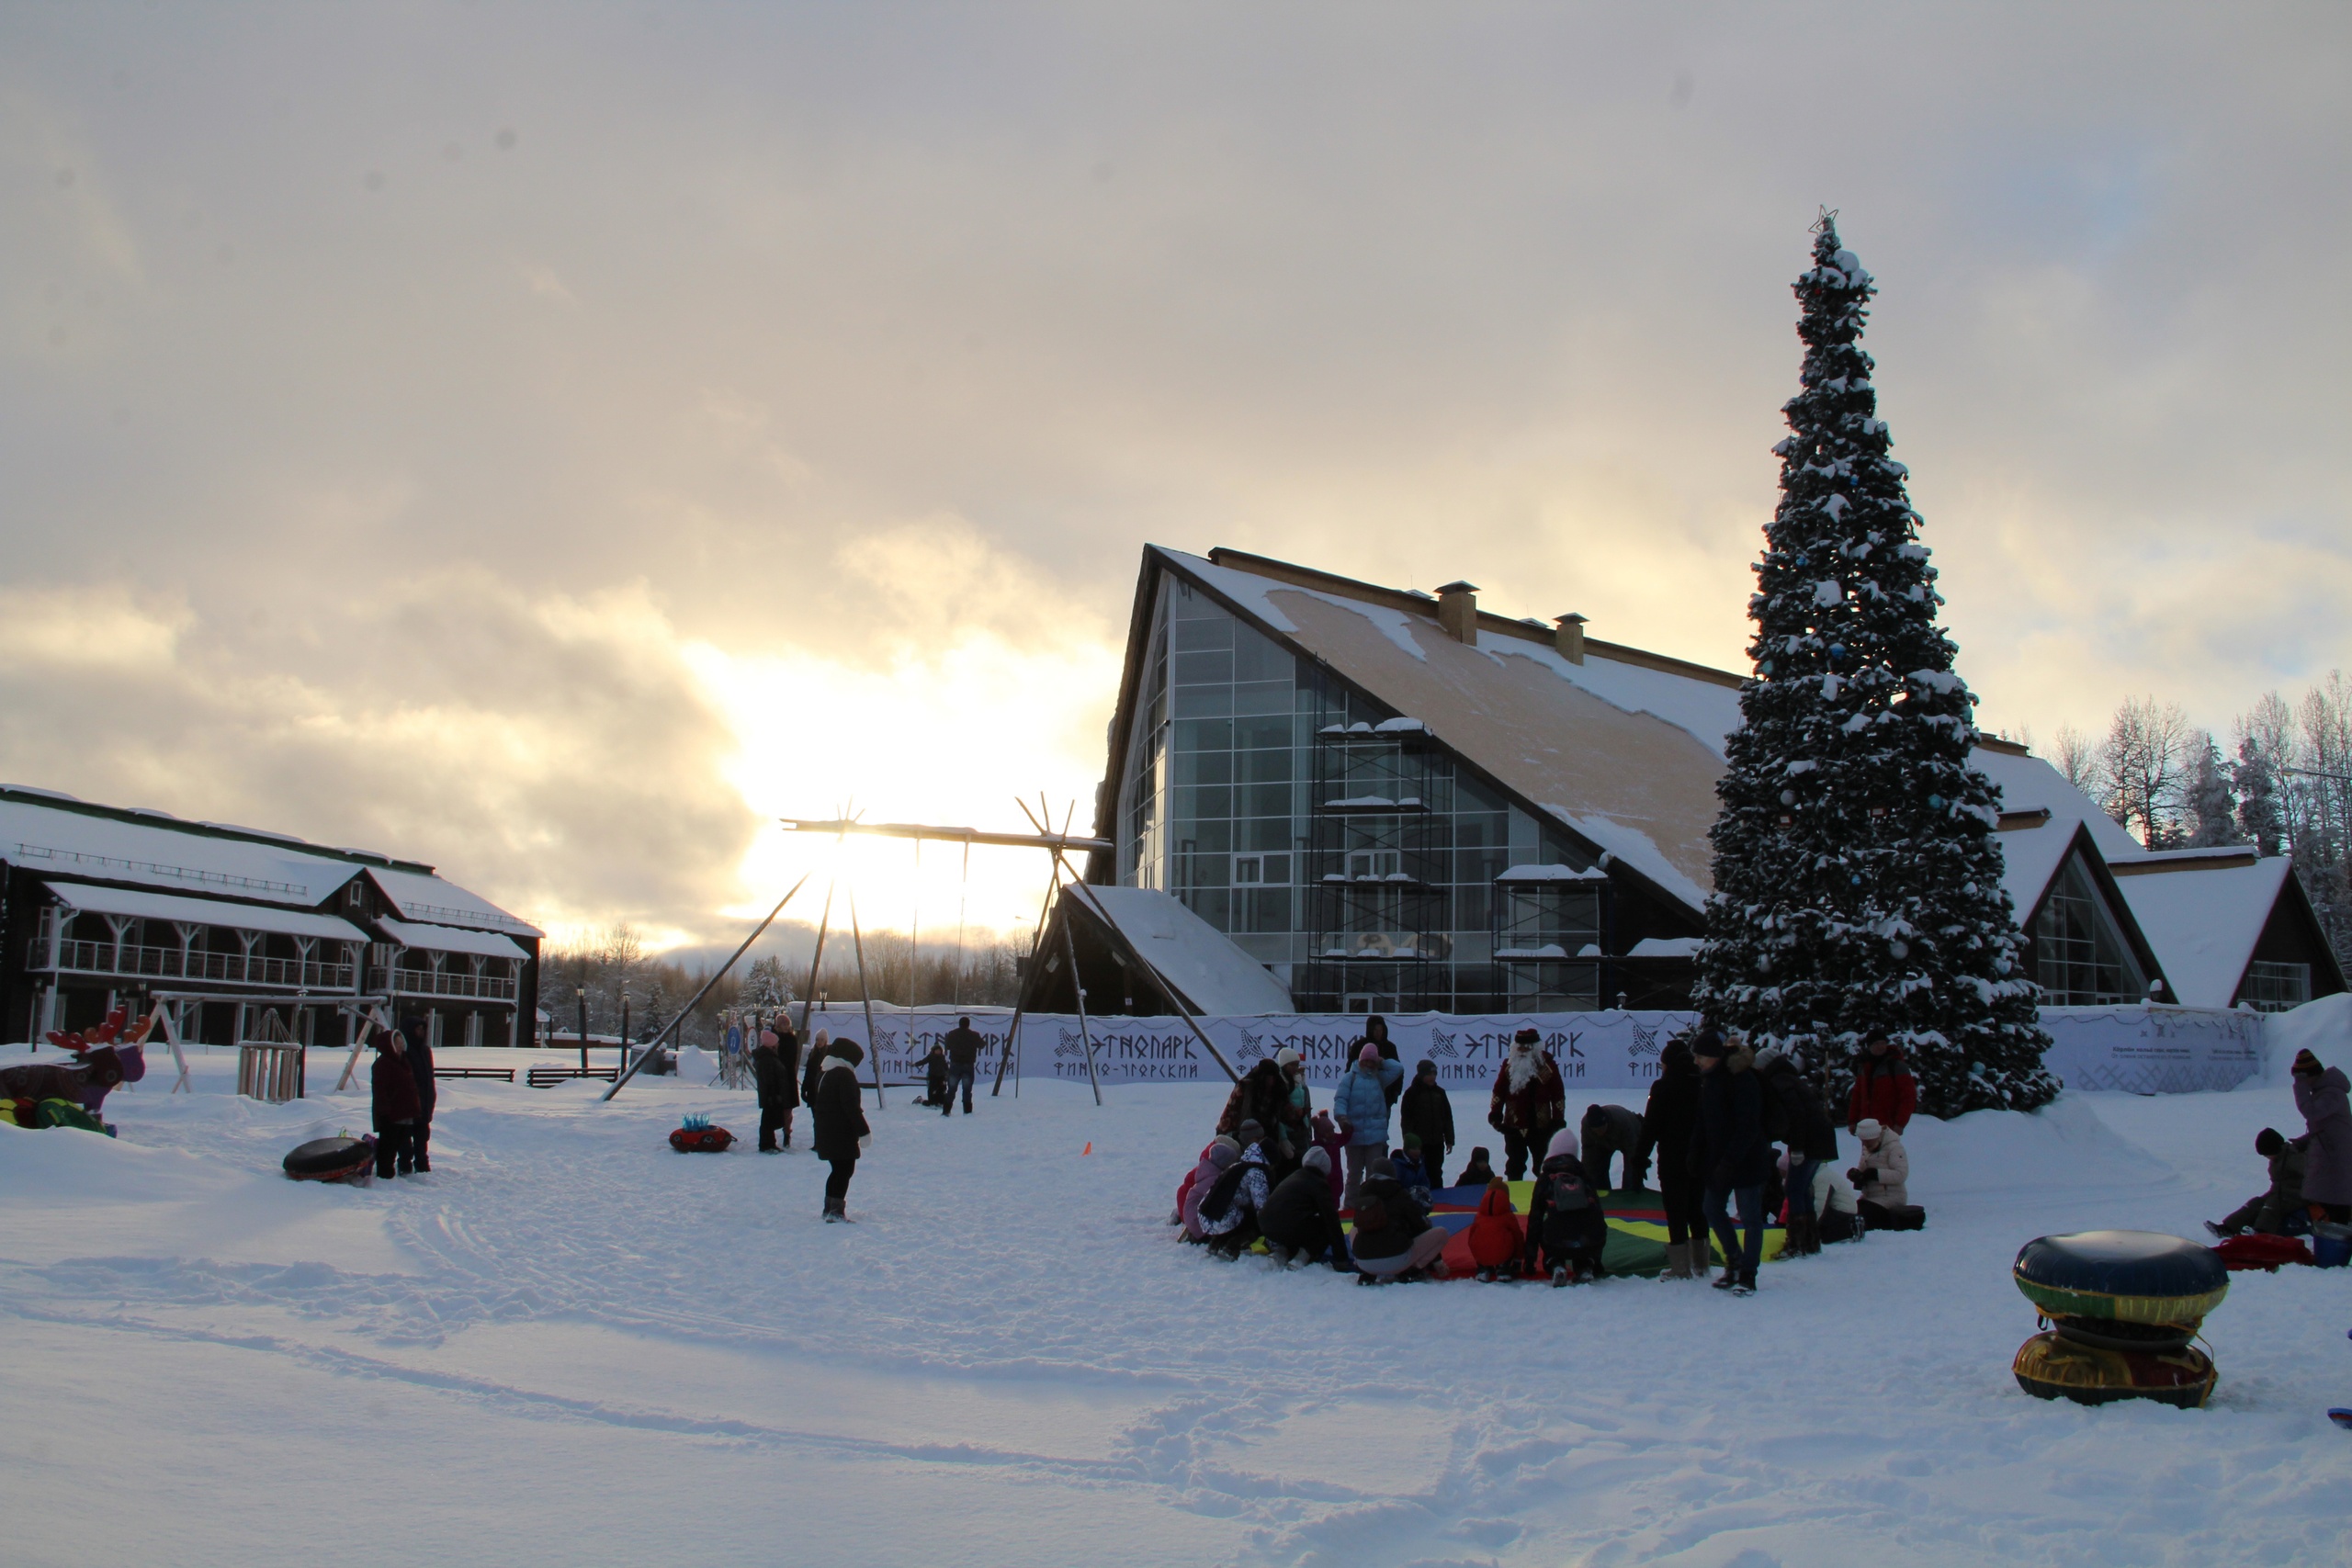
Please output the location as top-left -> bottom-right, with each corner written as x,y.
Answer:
600,802 -> 1241,1107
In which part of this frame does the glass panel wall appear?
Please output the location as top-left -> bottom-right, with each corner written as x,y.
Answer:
2031,852 -> 2150,1005
1115,574 -> 1611,1010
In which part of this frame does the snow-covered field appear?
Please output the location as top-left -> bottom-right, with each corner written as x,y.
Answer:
6,1040 -> 2350,1567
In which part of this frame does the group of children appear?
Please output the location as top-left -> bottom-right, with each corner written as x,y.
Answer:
1173,1020 -> 1935,1292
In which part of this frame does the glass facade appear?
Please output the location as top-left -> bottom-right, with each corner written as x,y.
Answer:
1117,575 -> 1607,1011
2031,852 -> 2150,1005
2239,960 -> 2311,1012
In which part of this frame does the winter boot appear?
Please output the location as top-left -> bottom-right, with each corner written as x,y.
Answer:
1550,1266 -> 1569,1288
1786,1213 -> 1819,1258
1661,1241 -> 1692,1280
1731,1269 -> 1757,1297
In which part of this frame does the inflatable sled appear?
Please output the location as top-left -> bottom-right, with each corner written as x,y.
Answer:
283,1135 -> 377,1183
2212,1233 -> 2313,1272
0,1096 -> 114,1135
2014,1230 -> 2229,1326
669,1114 -> 734,1153
2012,1330 -> 2215,1409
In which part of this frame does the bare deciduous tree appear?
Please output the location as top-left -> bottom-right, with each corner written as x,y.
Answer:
2098,696 -> 2190,848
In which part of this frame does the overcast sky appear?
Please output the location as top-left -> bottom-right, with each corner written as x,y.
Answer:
5,5 -> 2346,948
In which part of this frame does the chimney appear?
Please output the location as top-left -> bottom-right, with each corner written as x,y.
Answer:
1434,581 -> 1479,646
1555,613 -> 1588,665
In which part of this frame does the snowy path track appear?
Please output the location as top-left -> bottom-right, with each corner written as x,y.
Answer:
3,1052 -> 2347,1566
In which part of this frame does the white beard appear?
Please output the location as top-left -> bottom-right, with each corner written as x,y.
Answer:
1505,1046 -> 1541,1092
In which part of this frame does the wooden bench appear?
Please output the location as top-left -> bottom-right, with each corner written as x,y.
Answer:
435,1066 -> 516,1082
526,1065 -> 619,1088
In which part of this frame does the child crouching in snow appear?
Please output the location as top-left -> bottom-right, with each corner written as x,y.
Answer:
812,1040 -> 871,1222
1525,1127 -> 1608,1285
1349,1156 -> 1449,1283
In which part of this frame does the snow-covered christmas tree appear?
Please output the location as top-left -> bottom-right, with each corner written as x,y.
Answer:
1695,213 -> 2056,1117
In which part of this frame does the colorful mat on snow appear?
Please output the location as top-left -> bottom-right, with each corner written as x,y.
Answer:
1320,1185 -> 1784,1280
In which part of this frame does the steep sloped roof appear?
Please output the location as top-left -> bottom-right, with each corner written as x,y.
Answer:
376,916 -> 533,961
44,880 -> 374,944
367,868 -> 541,938
1072,885 -> 1295,1014
2114,855 -> 2290,1008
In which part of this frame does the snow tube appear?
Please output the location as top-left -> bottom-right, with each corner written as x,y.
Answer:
2013,1231 -> 2228,1327
0,1097 -> 112,1134
283,1135 -> 376,1183
2012,1330 -> 2215,1409
669,1124 -> 734,1153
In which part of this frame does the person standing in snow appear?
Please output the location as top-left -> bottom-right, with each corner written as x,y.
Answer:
1526,1127 -> 1610,1285
1261,1145 -> 1351,1270
370,1025 -> 424,1179
1219,1059 -> 1298,1173
812,1039 -> 871,1222
1691,1030 -> 1770,1295
1757,1046 -> 1838,1256
1308,1110 -> 1347,1204
1275,1046 -> 1314,1154
1846,1030 -> 1917,1134
1350,1016 -> 1404,1107
753,1025 -> 797,1152
1399,1060 -> 1456,1185
2291,1050 -> 2352,1224
1487,1028 -> 1566,1181
2206,1128 -> 2309,1238
1331,1043 -> 1404,1210
399,1012 -> 436,1173
942,1016 -> 984,1115
800,1027 -> 831,1106
1641,1036 -> 1706,1279
1849,1117 -> 1916,1229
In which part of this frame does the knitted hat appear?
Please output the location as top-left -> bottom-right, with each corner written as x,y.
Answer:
1416,1059 -> 1437,1077
830,1039 -> 865,1066
1402,1133 -> 1423,1152
1366,1156 -> 1396,1181
1690,1030 -> 1728,1060
1513,1027 -> 1542,1044
1545,1126 -> 1580,1162
1358,1043 -> 1383,1066
1237,1119 -> 1265,1144
1211,1134 -> 1241,1155
1275,1047 -> 1301,1067
1301,1145 -> 1331,1174
1856,1117 -> 1883,1142
2293,1048 -> 2324,1076
2256,1127 -> 2285,1156
1207,1141 -> 1238,1168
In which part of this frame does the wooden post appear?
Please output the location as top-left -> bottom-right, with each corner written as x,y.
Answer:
1055,877 -> 1103,1107
797,876 -> 837,1040
603,872 -> 811,1102
846,892 -> 887,1109
991,856 -> 1063,1100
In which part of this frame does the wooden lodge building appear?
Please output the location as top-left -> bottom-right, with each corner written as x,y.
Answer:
0,784 -> 541,1050
1029,546 -> 2345,1019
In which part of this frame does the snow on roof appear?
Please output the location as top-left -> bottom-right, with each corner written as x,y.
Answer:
44,880 -> 373,944
367,867 -> 541,937
376,916 -> 532,962
2114,856 -> 2291,1009
1073,885 -> 1294,1015
0,798 -> 361,905
1170,549 -> 1737,905
1494,863 -> 1611,883
1626,936 -> 1704,959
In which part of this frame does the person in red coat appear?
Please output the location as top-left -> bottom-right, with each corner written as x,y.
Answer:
1464,1178 -> 1527,1280
1847,1031 -> 1917,1134
370,1027 -> 424,1179
1488,1028 -> 1567,1179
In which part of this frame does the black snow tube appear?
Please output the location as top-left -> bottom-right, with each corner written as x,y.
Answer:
283,1135 -> 376,1183
2012,1230 -> 2228,1327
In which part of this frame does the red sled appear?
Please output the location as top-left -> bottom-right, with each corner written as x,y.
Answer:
669,1125 -> 735,1153
2211,1234 -> 2313,1271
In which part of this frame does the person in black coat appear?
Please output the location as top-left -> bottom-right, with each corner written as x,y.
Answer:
370,1025 -> 424,1179
1260,1146 -> 1352,1270
1757,1046 -> 1838,1255
1691,1031 -> 1772,1294
943,1016 -> 984,1116
811,1039 -> 871,1221
752,1027 -> 798,1151
1640,1037 -> 1705,1277
398,1013 -> 436,1172
800,1026 -> 830,1106
1398,1061 -> 1455,1182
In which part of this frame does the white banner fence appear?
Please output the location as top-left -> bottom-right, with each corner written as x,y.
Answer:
803,1003 -> 2269,1096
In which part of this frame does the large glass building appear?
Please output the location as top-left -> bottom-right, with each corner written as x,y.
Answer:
1069,546 -> 2345,1020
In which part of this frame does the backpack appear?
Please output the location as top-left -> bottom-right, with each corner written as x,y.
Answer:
1537,1167 -> 1597,1248
1199,1162 -> 1250,1224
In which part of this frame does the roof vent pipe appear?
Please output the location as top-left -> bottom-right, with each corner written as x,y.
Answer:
1555,613 -> 1588,665
1434,581 -> 1479,646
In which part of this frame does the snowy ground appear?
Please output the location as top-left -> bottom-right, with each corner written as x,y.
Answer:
6,1042 -> 2351,1568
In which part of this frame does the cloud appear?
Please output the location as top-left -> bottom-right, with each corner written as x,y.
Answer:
0,5 -> 2344,937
